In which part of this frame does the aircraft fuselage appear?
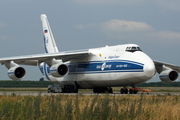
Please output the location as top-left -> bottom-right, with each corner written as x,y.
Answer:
40,44 -> 156,88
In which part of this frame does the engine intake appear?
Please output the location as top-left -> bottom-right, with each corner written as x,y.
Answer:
159,69 -> 178,82
50,63 -> 69,77
8,66 -> 26,80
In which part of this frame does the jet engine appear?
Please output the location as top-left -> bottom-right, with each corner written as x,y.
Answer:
50,63 -> 69,77
8,66 -> 26,80
159,69 -> 178,82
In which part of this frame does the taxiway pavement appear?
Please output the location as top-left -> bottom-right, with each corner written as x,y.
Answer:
0,91 -> 180,96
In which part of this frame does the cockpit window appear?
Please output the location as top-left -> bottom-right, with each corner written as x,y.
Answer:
137,47 -> 141,50
126,46 -> 142,52
132,47 -> 136,50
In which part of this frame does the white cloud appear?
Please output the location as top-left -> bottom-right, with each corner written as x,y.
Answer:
76,19 -> 152,32
101,19 -> 152,32
76,19 -> 180,43
158,31 -> 180,39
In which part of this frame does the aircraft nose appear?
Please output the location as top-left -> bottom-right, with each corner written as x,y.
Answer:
136,52 -> 156,80
138,52 -> 156,79
135,51 -> 156,79
144,61 -> 156,78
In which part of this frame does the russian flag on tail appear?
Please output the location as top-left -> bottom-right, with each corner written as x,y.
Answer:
44,29 -> 48,33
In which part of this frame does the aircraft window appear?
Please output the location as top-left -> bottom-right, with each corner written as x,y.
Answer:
137,47 -> 141,50
132,47 -> 136,50
126,46 -> 142,52
126,47 -> 130,50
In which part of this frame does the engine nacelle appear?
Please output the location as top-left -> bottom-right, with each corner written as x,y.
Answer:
50,63 -> 69,77
159,69 -> 178,82
8,66 -> 26,80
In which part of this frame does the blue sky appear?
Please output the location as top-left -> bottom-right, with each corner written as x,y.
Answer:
0,0 -> 180,82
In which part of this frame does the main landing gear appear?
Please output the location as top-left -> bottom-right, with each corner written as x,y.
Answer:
93,87 -> 113,93
62,85 -> 78,93
48,84 -> 78,93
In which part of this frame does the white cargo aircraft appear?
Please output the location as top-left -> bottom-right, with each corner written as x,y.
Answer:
0,14 -> 180,94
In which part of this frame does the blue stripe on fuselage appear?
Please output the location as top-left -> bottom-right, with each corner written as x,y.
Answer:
67,60 -> 144,75
39,60 -> 144,79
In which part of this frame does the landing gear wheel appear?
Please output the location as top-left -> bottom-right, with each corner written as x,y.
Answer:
93,88 -> 109,93
120,88 -> 124,94
74,88 -> 78,93
124,88 -> 128,94
93,88 -> 96,93
62,85 -> 78,93
129,89 -> 133,94
133,91 -> 138,94
108,87 -> 113,93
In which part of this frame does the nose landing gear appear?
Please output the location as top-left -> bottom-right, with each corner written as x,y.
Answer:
120,88 -> 128,94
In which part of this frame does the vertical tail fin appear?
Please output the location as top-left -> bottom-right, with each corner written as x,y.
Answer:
41,14 -> 59,53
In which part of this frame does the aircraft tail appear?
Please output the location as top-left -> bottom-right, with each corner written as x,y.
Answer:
41,14 -> 59,53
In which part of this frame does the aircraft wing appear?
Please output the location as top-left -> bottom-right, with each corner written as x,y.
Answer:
153,60 -> 180,73
0,50 -> 90,66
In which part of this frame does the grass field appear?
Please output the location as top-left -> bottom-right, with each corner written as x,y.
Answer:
0,93 -> 180,120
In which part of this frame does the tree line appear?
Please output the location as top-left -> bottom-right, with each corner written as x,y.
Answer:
136,82 -> 180,87
0,81 -> 52,88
